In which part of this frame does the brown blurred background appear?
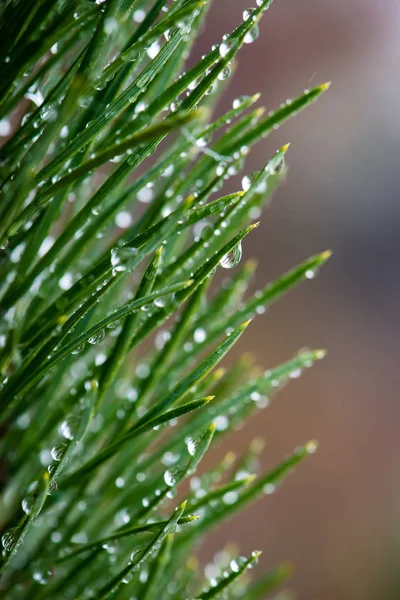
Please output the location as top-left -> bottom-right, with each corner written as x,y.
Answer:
193,1 -> 400,599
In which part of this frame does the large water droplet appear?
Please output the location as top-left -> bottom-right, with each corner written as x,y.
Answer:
219,242 -> 242,269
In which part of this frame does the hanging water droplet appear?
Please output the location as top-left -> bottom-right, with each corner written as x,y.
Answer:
217,65 -> 231,81
146,41 -> 160,59
170,100 -> 181,113
130,546 -> 145,562
305,268 -> 317,279
111,246 -> 138,274
161,164 -> 174,178
219,40 -> 232,58
153,297 -> 166,308
216,161 -> 227,177
2,528 -> 18,551
51,443 -> 67,461
223,490 -> 238,504
263,482 -> 276,495
22,494 -> 35,515
60,416 -> 78,440
289,367 -> 302,379
219,242 -> 242,269
186,436 -> 200,456
242,171 -> 258,192
230,556 -> 247,572
88,330 -> 105,345
71,343 -> 85,355
0,118 -> 12,137
244,24 -> 259,44
163,467 -> 184,487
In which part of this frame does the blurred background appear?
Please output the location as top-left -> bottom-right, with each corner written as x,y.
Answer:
193,1 -> 400,599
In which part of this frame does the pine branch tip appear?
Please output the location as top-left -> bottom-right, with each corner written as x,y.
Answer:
319,81 -> 332,91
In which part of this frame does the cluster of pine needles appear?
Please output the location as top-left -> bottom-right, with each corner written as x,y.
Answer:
0,0 -> 330,598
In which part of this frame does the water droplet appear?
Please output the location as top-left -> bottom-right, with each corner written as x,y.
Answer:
22,494 -> 35,515
32,566 -> 52,585
305,440 -> 318,454
104,17 -> 118,35
133,9 -> 145,23
214,415 -> 229,431
2,528 -> 18,551
60,416 -> 78,440
186,436 -> 200,456
289,367 -> 302,379
305,268 -> 316,279
217,66 -> 231,81
164,467 -> 184,487
130,546 -> 145,562
71,531 -> 88,544
263,482 -> 276,495
71,343 -> 85,355
223,491 -> 238,504
170,100 -> 182,113
193,328 -> 206,343
115,211 -> 132,228
230,556 -> 247,572
219,242 -> 242,269
88,330 -> 105,345
51,444 -> 67,461
0,118 -> 12,136
110,246 -> 138,274
146,41 -> 160,59
244,24 -> 259,44
137,185 -> 154,204
219,41 -> 232,58
59,272 -> 73,290
242,171 -> 258,192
